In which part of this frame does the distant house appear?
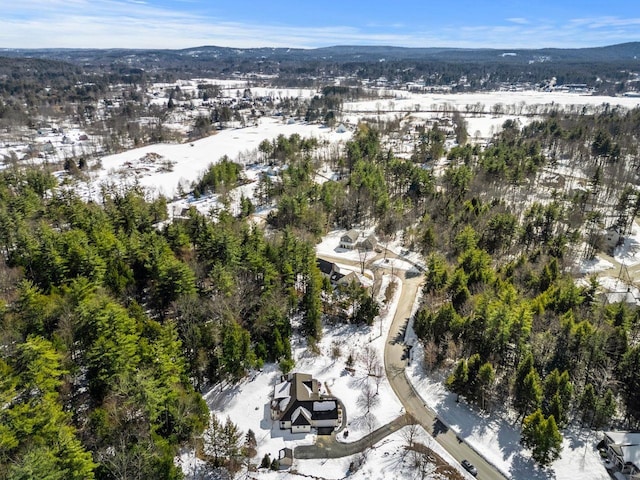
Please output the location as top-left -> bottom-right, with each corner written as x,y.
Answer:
336,270 -> 373,291
317,258 -> 334,276
335,123 -> 348,134
271,372 -> 342,434
340,230 -> 360,249
602,227 -> 622,255
317,258 -> 350,284
317,258 -> 372,291
359,233 -> 378,252
603,431 -> 640,478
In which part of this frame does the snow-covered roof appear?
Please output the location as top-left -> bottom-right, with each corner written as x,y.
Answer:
605,291 -> 640,305
291,406 -> 312,426
341,229 -> 359,242
313,401 -> 336,412
621,445 -> 640,468
354,272 -> 374,288
606,431 -> 640,446
278,397 -> 290,412
273,380 -> 290,400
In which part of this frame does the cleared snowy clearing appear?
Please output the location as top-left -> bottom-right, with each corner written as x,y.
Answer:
75,117 -> 350,201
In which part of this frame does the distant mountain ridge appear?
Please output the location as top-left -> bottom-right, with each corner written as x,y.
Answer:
2,42 -> 639,65
2,42 -> 639,94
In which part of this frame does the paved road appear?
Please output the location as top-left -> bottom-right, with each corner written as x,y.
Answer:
384,271 -> 510,480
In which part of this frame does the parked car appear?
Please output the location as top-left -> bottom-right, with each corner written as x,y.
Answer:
461,459 -> 478,477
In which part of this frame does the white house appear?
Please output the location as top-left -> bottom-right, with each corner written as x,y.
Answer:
603,431 -> 640,478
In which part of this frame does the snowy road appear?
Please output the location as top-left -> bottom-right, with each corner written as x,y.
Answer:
384,272 -> 509,480
318,249 -> 509,478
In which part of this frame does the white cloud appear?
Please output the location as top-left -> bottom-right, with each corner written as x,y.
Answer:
506,17 -> 529,25
1,3 -> 639,49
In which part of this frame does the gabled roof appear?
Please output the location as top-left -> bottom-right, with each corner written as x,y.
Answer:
336,271 -> 373,289
278,373 -> 340,426
362,233 -> 378,245
291,406 -> 312,426
317,258 -> 335,276
290,373 -> 319,402
341,229 -> 359,243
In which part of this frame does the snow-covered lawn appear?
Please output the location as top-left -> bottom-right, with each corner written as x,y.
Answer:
578,256 -> 615,275
179,425 -> 471,480
201,273 -> 408,475
614,222 -> 640,267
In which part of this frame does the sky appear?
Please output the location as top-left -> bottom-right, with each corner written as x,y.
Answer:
2,0 -> 640,50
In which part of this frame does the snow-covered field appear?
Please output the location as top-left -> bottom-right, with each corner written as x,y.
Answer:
75,117 -> 350,202
345,89 -> 640,114
343,89 -> 640,140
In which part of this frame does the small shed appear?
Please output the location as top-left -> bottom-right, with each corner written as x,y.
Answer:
278,448 -> 293,469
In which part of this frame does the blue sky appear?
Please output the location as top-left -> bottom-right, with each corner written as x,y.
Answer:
2,0 -> 640,50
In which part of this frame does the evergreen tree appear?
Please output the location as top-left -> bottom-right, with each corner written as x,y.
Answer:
521,410 -> 563,466
514,369 -> 542,421
446,358 -> 469,402
579,383 -> 597,426
1,337 -> 96,479
594,389 -> 617,429
477,362 -> 496,411
301,253 -> 323,340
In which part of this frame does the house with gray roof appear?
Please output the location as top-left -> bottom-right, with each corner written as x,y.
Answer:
271,372 -> 342,434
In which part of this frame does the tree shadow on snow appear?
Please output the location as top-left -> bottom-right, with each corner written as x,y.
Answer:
565,424 -> 592,450
348,374 -> 371,390
203,382 -> 242,411
432,417 -> 449,437
509,453 -> 556,480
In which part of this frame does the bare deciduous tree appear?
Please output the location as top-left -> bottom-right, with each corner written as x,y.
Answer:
357,382 -> 379,414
